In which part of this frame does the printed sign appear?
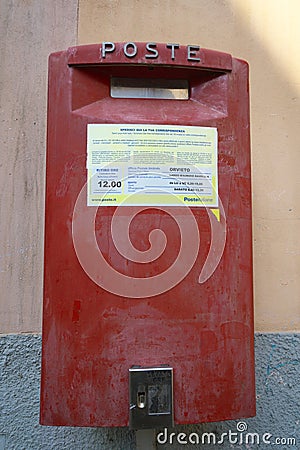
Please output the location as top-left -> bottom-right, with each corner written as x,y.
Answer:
87,124 -> 218,207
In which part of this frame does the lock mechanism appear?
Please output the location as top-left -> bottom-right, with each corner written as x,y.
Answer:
129,366 -> 174,429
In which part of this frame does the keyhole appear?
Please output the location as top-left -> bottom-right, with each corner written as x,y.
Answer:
137,391 -> 146,408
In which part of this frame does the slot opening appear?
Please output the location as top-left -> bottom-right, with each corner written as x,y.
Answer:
111,77 -> 189,100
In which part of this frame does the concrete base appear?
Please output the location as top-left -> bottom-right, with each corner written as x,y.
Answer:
136,429 -> 156,450
0,334 -> 299,449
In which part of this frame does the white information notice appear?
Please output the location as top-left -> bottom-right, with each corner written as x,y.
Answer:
87,124 -> 218,207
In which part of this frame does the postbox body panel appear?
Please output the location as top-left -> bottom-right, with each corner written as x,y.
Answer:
40,43 -> 255,426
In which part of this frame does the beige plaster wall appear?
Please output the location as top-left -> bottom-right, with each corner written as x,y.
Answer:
78,0 -> 300,332
1,0 -> 299,333
0,0 -> 78,334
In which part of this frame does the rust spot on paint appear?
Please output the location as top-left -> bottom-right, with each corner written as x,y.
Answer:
219,153 -> 235,167
72,299 -> 81,323
199,330 -> 218,356
221,321 -> 249,339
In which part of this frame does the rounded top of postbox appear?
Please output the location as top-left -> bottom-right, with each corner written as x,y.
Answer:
67,42 -> 232,72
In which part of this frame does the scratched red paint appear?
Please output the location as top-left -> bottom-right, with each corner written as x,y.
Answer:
40,43 -> 255,426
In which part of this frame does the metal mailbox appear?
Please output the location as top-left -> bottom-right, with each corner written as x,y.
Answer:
40,42 -> 255,427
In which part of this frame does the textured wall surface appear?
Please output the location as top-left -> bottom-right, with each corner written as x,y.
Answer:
0,334 -> 299,449
0,0 -> 78,334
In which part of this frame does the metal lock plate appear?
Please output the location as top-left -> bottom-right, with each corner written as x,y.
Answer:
129,366 -> 174,429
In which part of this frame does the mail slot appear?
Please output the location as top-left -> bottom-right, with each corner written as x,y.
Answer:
40,42 -> 255,427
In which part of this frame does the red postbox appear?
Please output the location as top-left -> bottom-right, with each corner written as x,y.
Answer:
40,42 -> 255,427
